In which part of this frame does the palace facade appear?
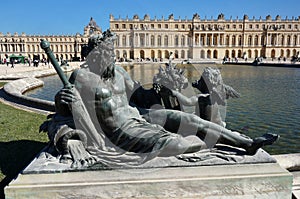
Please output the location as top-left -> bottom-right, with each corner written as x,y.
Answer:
0,17 -> 102,63
1,14 -> 299,63
110,14 -> 300,61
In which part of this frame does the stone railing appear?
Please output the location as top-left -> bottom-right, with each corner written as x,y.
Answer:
3,77 -> 55,112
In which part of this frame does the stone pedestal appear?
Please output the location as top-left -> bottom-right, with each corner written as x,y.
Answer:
292,171 -> 300,198
5,163 -> 292,199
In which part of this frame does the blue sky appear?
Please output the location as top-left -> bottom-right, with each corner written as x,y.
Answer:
0,0 -> 299,35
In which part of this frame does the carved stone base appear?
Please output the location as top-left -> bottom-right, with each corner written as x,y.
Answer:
292,171 -> 300,198
5,163 -> 292,199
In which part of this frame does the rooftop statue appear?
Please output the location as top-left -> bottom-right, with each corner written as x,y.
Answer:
39,30 -> 279,169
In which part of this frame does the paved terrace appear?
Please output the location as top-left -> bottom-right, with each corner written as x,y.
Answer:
0,62 -> 82,80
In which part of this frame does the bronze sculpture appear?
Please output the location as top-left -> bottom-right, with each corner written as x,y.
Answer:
40,30 -> 279,169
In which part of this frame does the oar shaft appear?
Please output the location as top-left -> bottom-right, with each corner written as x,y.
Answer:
40,39 -> 71,88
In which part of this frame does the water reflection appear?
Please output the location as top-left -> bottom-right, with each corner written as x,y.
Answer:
25,64 -> 300,155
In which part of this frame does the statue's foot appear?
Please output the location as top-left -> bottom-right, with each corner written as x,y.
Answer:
60,154 -> 73,165
246,133 -> 279,155
71,156 -> 99,168
67,140 -> 99,168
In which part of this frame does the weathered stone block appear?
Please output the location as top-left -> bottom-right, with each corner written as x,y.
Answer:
5,163 -> 292,199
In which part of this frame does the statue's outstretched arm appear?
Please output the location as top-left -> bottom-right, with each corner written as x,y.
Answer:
224,84 -> 241,99
172,90 -> 209,106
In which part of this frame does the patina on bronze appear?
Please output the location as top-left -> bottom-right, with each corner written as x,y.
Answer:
39,31 -> 279,169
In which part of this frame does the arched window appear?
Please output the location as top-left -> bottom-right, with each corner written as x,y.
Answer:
271,34 -> 276,46
140,34 -> 145,47
231,50 -> 236,58
200,35 -> 205,46
248,36 -> 252,46
140,50 -> 145,59
280,49 -> 284,57
238,50 -> 242,58
181,50 -> 185,59
287,49 -> 290,58
232,35 -> 236,46
207,35 -> 211,46
225,50 -> 229,58
122,50 -> 127,59
225,35 -> 230,46
174,50 -> 179,58
271,49 -> 276,58
238,35 -> 242,46
293,49 -> 297,56
254,35 -> 259,46
151,35 -> 155,46
157,35 -> 162,46
213,50 -> 218,59
122,35 -> 126,46
287,36 -> 291,46
254,50 -> 258,58
151,50 -> 155,59
294,35 -> 297,46
213,35 -> 218,46
207,50 -> 211,59
181,36 -> 185,46
158,50 -> 162,58
248,50 -> 252,58
129,36 -> 133,46
281,35 -> 285,46
175,35 -> 179,46
164,35 -> 168,46
164,50 -> 169,59
115,35 -> 119,46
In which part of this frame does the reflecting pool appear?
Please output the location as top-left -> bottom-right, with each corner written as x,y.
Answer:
25,64 -> 300,155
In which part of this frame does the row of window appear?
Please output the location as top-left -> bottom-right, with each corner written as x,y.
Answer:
115,34 -> 299,47
115,48 -> 299,60
0,44 -> 77,53
114,23 -> 192,30
113,22 -> 299,31
0,37 -> 84,43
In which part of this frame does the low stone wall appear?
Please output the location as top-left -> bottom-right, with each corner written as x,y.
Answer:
3,77 -> 55,112
273,153 -> 300,171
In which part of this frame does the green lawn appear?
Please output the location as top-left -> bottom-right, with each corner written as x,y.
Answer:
0,82 -> 48,198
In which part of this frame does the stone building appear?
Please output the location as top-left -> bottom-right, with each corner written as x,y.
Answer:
110,13 -> 300,61
0,17 -> 102,63
1,14 -> 299,64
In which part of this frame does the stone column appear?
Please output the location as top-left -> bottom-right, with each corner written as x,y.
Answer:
136,33 -> 140,47
126,35 -> 130,47
185,35 -> 188,47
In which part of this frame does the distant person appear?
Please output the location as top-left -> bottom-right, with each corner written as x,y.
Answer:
11,59 -> 14,68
